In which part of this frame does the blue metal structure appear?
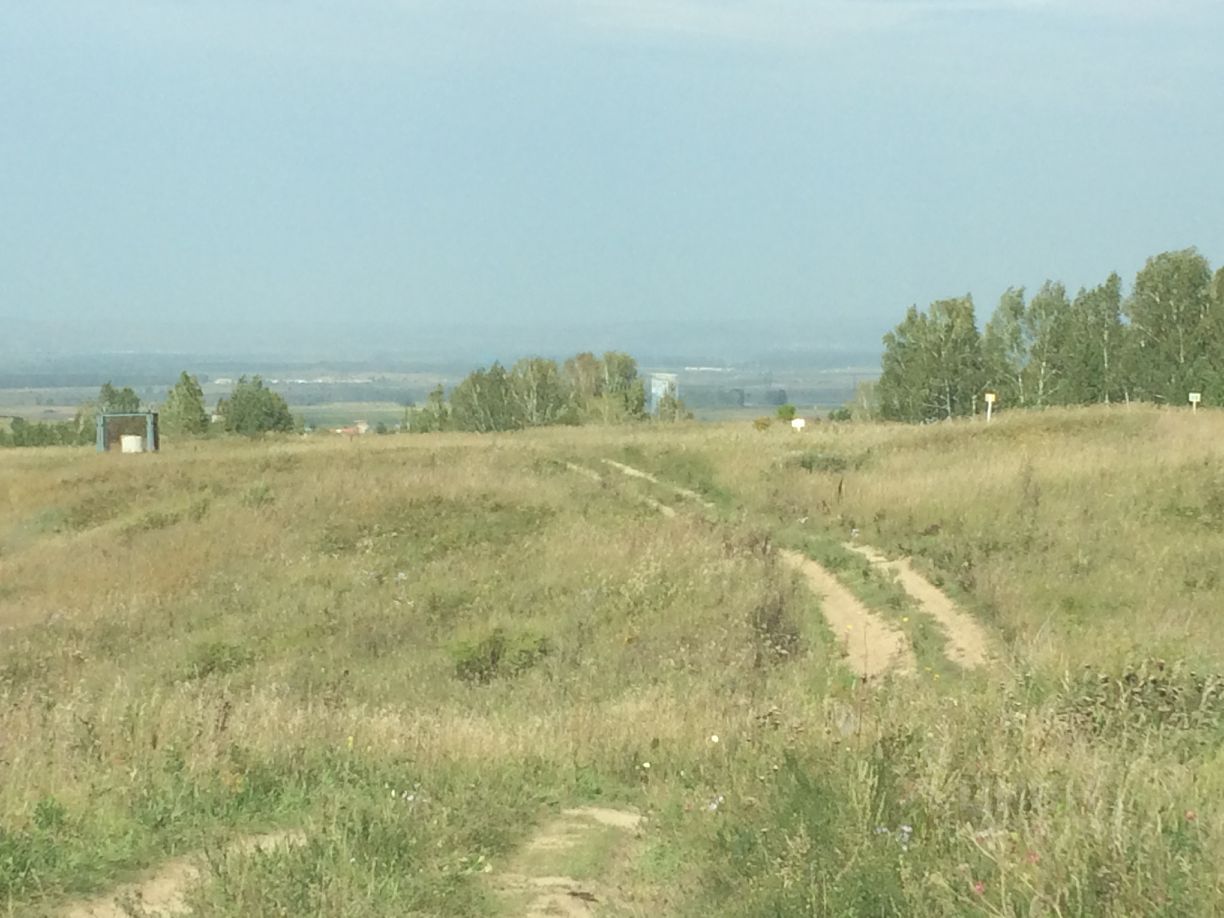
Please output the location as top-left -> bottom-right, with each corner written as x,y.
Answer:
96,411 -> 160,453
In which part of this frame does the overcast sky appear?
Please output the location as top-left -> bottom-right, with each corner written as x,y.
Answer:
2,0 -> 1222,349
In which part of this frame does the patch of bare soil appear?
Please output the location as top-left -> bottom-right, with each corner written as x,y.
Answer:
490,807 -> 643,917
779,549 -> 916,679
61,831 -> 305,918
845,544 -> 992,669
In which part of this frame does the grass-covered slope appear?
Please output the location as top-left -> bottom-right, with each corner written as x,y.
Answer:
2,407 -> 1223,916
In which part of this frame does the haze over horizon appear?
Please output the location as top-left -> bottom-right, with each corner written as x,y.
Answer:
3,1 -> 1222,361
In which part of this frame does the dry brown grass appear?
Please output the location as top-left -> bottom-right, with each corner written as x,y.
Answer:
3,410 -> 1224,916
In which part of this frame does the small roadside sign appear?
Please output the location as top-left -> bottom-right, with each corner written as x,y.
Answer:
1190,392 -> 1203,412
984,391 -> 997,422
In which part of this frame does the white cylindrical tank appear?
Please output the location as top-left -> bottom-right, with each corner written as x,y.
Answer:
120,435 -> 144,453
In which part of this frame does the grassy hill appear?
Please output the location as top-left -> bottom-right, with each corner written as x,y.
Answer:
2,406 -> 1223,915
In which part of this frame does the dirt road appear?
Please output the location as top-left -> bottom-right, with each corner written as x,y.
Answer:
594,458 -> 917,679
489,807 -> 644,917
845,544 -> 991,669
778,549 -> 916,678
62,831 -> 304,918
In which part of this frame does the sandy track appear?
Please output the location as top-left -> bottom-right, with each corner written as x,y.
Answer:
845,544 -> 991,669
62,831 -> 305,918
490,807 -> 643,917
779,549 -> 915,679
601,460 -> 715,509
593,458 -> 915,679
567,461 -> 677,518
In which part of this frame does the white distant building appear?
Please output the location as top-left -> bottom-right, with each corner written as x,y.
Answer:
648,373 -> 679,414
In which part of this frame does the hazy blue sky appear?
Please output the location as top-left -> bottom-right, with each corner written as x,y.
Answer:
2,0 -> 1222,350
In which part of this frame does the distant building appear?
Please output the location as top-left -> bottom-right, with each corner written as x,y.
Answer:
648,373 -> 679,414
334,420 -> 371,437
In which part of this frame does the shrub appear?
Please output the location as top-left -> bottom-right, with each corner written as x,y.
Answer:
241,481 -> 275,509
185,640 -> 256,680
793,450 -> 849,473
448,628 -> 552,683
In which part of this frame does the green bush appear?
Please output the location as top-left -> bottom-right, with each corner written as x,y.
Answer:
448,628 -> 553,683
793,450 -> 849,473
185,640 -> 256,680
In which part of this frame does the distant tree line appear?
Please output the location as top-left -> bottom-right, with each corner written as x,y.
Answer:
876,248 -> 1224,421
0,374 -> 299,448
409,351 -> 689,433
0,381 -> 143,448
1,353 -> 686,448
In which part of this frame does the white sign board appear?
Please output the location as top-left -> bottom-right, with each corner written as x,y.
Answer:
983,391 -> 998,422
1189,393 -> 1202,404
791,418 -> 807,431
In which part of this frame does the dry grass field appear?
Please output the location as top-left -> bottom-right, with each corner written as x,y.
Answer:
3,405 -> 1224,915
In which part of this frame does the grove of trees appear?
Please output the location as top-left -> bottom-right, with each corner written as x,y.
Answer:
0,416 -> 94,448
160,372 -> 210,436
0,380 -> 144,449
410,351 -> 685,433
877,248 -> 1224,421
215,376 -> 296,436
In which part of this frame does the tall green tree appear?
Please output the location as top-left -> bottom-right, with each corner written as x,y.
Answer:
982,287 -> 1028,408
450,363 -> 521,432
593,351 -> 646,421
1125,248 -> 1216,404
509,358 -> 575,426
562,352 -> 604,405
220,376 -> 295,436
409,384 -> 450,433
98,382 -> 141,413
160,372 -> 209,435
1210,268 -> 1224,402
1022,281 -> 1072,407
879,296 -> 983,421
1062,273 -> 1126,404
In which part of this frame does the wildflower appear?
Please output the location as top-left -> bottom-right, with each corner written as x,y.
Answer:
898,825 -> 913,841
641,761 -> 651,770
902,617 -> 909,623
707,795 -> 725,812
1026,850 -> 1041,865
1185,809 -> 1198,822
345,735 -> 355,750
972,881 -> 986,895
710,734 -> 720,744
